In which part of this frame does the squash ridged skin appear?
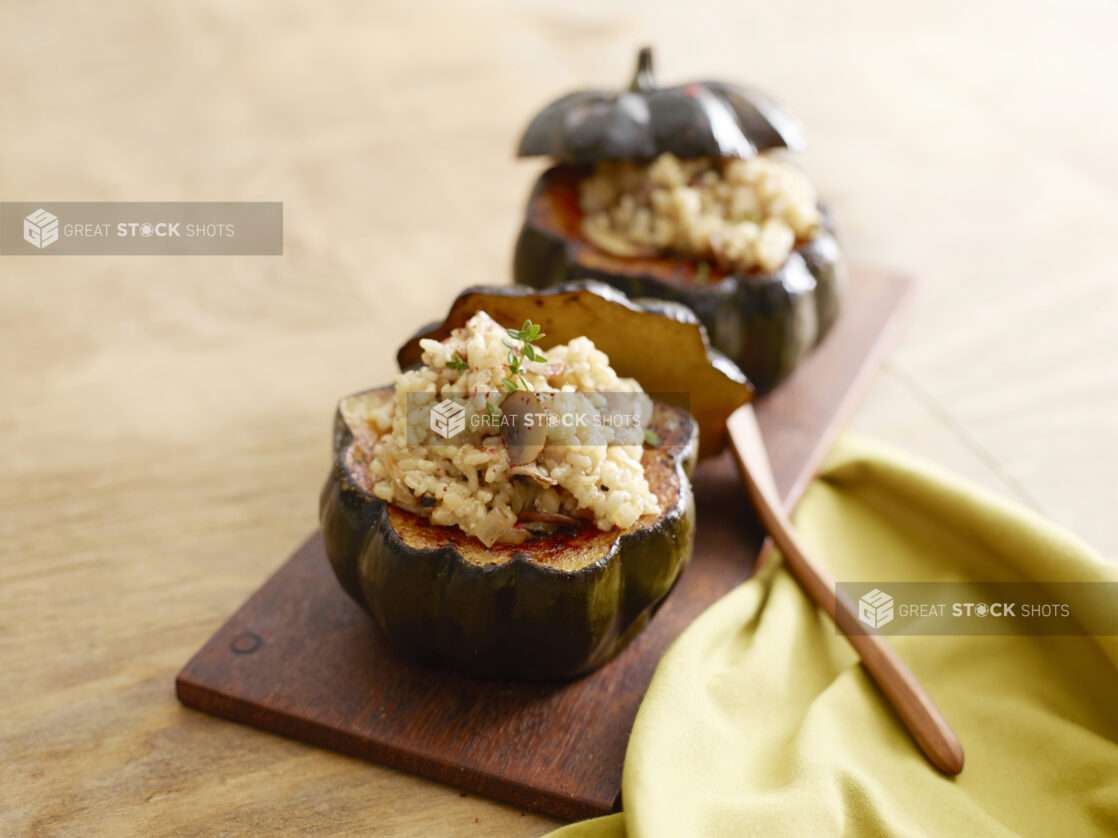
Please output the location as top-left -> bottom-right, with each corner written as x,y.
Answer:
319,391 -> 699,681
513,168 -> 845,393
517,48 -> 806,163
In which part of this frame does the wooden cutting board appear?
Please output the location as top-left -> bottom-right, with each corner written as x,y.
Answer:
176,268 -> 913,821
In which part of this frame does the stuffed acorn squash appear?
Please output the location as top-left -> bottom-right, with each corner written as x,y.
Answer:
514,48 -> 845,393
320,283 -> 751,680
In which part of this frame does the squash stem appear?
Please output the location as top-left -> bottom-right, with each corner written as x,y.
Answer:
629,47 -> 656,93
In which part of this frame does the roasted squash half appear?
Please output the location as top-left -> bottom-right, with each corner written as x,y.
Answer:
320,387 -> 698,680
513,166 -> 844,393
322,283 -> 750,680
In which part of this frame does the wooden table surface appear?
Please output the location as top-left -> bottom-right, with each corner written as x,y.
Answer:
2,1 -> 1115,835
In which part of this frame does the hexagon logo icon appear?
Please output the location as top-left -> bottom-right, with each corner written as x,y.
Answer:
24,208 -> 59,249
430,398 -> 466,440
858,588 -> 894,629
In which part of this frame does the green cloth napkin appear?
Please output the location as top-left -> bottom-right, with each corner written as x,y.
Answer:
549,434 -> 1118,837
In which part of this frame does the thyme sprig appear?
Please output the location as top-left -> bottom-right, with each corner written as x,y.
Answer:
501,319 -> 547,393
446,352 -> 470,373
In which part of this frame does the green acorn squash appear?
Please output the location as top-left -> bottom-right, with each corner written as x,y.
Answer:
322,283 -> 750,680
320,387 -> 698,680
514,49 -> 845,393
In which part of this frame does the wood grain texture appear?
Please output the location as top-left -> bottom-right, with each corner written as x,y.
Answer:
175,269 -> 912,821
2,1 -> 1116,835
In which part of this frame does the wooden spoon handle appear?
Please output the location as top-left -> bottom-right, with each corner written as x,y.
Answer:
762,515 -> 964,775
843,618 -> 965,775
728,407 -> 964,775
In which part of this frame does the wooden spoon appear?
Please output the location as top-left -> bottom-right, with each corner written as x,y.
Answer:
727,404 -> 965,776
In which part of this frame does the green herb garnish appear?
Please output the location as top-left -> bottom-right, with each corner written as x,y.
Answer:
500,319 -> 547,393
643,428 -> 661,446
508,321 -> 547,363
446,353 -> 469,373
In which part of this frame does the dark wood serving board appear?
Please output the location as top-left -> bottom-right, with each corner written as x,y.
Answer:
177,268 -> 913,821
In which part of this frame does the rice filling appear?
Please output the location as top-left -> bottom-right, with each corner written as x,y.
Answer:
579,151 -> 821,273
344,311 -> 662,548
